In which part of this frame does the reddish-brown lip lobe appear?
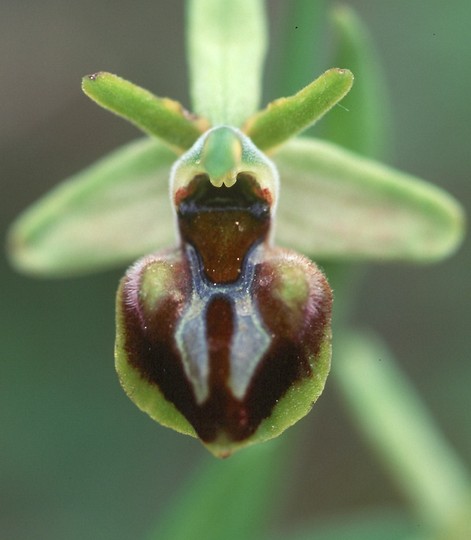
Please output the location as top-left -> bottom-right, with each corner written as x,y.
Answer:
121,173 -> 331,442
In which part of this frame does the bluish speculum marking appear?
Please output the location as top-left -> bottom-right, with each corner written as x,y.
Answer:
175,242 -> 271,404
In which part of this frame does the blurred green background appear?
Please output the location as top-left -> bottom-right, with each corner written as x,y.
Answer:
1,1 -> 469,538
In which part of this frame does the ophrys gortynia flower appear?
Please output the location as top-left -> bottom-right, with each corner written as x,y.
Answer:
7,0 -> 464,458
115,127 -> 332,456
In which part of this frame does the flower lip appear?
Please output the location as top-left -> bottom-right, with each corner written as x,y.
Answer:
170,126 -> 280,210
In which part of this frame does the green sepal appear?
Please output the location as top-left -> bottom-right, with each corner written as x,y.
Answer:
82,72 -> 209,153
7,139 -> 176,277
274,137 -> 465,262
244,68 -> 353,152
9,132 -> 463,278
187,0 -> 267,126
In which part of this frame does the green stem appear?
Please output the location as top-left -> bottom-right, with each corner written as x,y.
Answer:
146,437 -> 290,540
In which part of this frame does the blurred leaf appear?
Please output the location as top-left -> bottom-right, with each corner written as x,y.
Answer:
244,68 -> 353,152
7,139 -> 176,277
82,72 -> 208,153
147,440 -> 283,540
321,5 -> 391,157
333,330 -> 471,535
187,0 -> 267,126
271,0 -> 327,99
274,137 -> 464,262
271,509 -> 420,540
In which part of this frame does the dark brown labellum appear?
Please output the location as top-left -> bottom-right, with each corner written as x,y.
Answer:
115,127 -> 332,456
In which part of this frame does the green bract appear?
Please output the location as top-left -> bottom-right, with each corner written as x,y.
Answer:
6,0 -> 465,457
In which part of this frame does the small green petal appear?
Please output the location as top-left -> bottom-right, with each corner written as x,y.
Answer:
187,0 -> 267,126
7,139 -> 176,277
82,72 -> 209,153
274,137 -> 464,262
244,68 -> 353,152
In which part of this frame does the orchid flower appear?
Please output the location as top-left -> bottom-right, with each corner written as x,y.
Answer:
7,0 -> 464,458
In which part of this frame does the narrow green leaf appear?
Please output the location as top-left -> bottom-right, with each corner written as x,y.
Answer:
82,72 -> 209,153
321,5 -> 391,157
187,0 -> 267,126
271,509 -> 419,540
333,331 -> 471,535
270,0 -> 327,100
7,139 -> 176,277
244,68 -> 353,152
273,137 -> 464,262
147,440 -> 283,540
